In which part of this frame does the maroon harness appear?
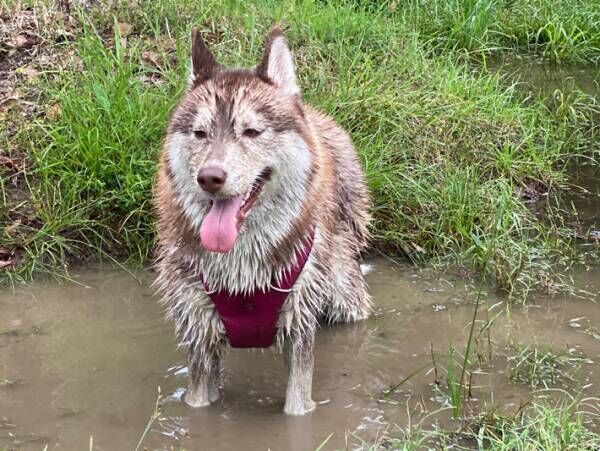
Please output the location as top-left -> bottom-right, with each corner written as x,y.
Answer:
201,232 -> 315,348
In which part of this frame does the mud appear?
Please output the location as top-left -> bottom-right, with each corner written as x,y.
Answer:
1,261 -> 599,450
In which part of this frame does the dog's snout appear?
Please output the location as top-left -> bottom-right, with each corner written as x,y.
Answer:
197,166 -> 227,193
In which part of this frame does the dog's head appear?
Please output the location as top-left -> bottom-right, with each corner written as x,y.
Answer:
166,27 -> 312,254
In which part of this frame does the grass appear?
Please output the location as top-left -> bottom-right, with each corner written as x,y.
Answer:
507,343 -> 588,389
461,395 -> 600,450
2,0 -> 598,294
359,396 -> 600,450
395,0 -> 600,63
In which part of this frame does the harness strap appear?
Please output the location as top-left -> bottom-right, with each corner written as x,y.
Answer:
201,231 -> 315,348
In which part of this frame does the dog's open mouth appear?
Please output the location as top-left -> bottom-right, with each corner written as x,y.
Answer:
200,167 -> 272,253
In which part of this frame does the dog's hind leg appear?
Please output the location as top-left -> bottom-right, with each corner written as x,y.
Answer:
283,332 -> 316,415
185,344 -> 222,407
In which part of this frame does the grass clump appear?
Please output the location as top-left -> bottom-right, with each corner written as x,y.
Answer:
507,343 -> 588,389
365,397 -> 600,450
464,397 -> 600,450
1,0 -> 597,292
396,0 -> 600,63
2,15 -> 183,280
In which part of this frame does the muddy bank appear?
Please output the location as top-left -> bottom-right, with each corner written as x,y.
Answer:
1,260 -> 598,449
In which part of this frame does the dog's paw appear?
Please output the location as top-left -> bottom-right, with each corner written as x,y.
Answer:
184,390 -> 212,408
283,398 -> 316,415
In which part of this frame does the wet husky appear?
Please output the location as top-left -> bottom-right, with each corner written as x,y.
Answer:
153,27 -> 371,415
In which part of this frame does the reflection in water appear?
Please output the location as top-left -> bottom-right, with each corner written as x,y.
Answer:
0,261 -> 599,449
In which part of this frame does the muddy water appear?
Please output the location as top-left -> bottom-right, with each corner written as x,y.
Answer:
1,262 -> 599,450
485,55 -> 600,97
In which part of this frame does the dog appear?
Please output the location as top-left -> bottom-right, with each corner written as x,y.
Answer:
153,26 -> 371,415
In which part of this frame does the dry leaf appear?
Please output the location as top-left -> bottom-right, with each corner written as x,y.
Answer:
46,103 -> 62,120
20,65 -> 39,81
4,220 -> 21,236
118,22 -> 133,37
11,32 -> 39,49
0,248 -> 15,269
0,97 -> 19,113
0,155 -> 17,169
142,50 -> 160,67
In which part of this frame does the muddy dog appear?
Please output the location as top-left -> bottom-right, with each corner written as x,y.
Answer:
153,27 -> 371,415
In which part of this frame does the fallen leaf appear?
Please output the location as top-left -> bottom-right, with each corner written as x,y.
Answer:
4,220 -> 21,236
19,65 -> 39,81
142,50 -> 160,67
46,103 -> 62,120
0,155 -> 17,169
118,22 -> 133,37
11,32 -> 39,49
0,97 -> 19,113
54,28 -> 76,42
0,248 -> 15,269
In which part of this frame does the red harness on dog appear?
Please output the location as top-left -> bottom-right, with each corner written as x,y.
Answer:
201,232 -> 315,348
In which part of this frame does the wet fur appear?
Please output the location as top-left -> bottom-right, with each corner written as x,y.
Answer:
153,27 -> 371,415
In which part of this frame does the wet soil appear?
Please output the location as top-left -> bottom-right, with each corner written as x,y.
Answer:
1,261 -> 598,450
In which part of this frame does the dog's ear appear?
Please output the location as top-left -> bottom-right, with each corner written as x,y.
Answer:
189,28 -> 218,88
256,27 -> 299,96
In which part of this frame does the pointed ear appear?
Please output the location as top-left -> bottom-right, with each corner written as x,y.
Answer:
189,28 -> 218,87
256,27 -> 299,96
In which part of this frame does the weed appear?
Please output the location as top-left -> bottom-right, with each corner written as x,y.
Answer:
507,343 -> 588,389
398,0 -> 600,63
464,395 -> 600,450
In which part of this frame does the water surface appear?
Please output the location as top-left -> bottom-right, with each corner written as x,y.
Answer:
1,261 -> 599,450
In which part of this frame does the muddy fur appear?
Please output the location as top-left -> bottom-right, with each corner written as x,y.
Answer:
153,27 -> 371,415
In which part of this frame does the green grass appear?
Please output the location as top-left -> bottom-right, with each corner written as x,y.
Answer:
462,396 -> 600,450
358,397 -> 600,450
395,0 -> 600,63
1,0 -> 598,293
507,343 -> 588,389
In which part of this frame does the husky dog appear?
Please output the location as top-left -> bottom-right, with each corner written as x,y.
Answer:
153,27 -> 371,415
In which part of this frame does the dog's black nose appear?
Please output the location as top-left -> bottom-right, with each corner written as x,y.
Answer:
197,166 -> 227,193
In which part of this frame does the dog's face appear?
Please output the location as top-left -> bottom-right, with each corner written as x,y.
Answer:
166,29 -> 312,253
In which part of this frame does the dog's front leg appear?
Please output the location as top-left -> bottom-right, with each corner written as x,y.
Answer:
284,332 -> 316,415
185,344 -> 221,407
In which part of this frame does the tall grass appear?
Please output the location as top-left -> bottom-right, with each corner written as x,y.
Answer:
398,0 -> 600,62
364,396 -> 600,449
1,0 -> 596,290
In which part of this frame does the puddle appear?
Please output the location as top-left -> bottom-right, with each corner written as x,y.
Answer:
1,261 -> 599,450
484,55 -> 599,243
565,163 -> 600,234
485,55 -> 600,98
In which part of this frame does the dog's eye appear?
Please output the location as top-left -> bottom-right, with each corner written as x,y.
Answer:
193,130 -> 207,140
243,128 -> 262,138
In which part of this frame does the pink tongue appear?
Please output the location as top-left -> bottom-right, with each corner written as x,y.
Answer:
200,196 -> 243,253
